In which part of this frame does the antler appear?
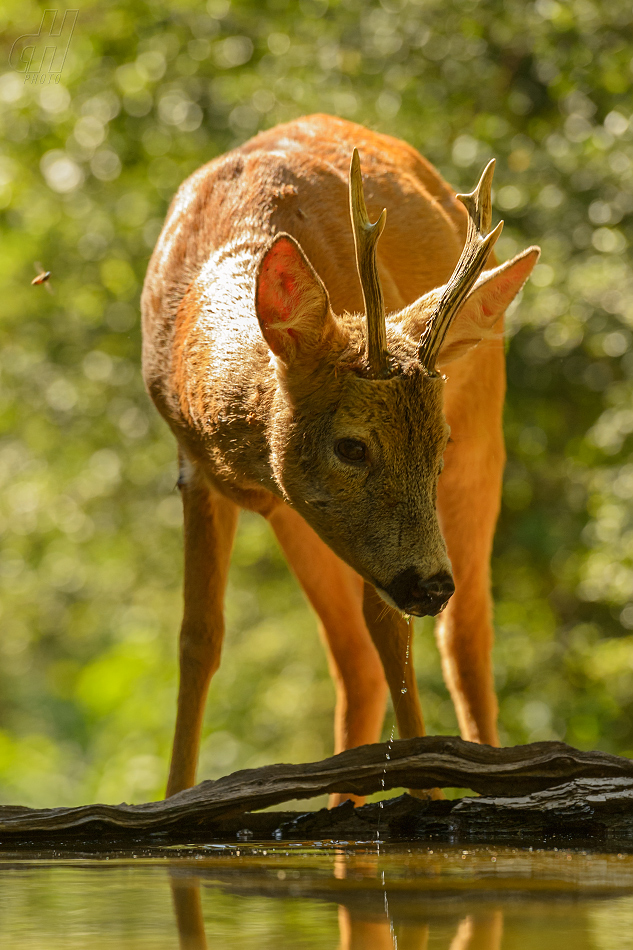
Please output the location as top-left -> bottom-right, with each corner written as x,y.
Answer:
349,149 -> 390,378
417,159 -> 504,374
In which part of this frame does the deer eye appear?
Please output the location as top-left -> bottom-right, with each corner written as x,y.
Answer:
335,438 -> 367,464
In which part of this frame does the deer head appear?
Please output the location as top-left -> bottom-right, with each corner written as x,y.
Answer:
255,153 -> 539,616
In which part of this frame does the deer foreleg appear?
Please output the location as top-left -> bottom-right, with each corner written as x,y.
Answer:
362,583 -> 424,740
363,582 -> 443,800
268,504 -> 388,759
166,458 -> 239,798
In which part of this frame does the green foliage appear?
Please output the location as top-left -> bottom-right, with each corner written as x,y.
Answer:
0,0 -> 632,805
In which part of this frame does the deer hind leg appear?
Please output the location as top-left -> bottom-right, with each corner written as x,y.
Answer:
166,455 -> 239,798
434,477 -> 500,748
435,347 -> 505,747
268,504 -> 388,769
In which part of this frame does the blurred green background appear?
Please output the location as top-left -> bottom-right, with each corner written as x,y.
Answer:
0,0 -> 632,807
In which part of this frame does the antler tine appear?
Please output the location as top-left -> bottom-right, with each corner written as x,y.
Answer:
418,159 -> 503,374
349,148 -> 390,378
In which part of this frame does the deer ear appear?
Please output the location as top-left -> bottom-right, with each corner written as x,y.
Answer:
438,246 -> 540,365
255,233 -> 332,364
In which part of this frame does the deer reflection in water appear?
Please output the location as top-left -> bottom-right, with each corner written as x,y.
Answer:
337,907 -> 502,950
171,879 -> 208,950
333,849 -> 502,950
169,874 -> 503,950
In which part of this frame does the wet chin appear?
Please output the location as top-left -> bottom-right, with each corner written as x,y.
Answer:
375,587 -> 400,611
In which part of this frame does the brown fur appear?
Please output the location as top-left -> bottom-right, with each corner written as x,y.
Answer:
141,115 -> 539,798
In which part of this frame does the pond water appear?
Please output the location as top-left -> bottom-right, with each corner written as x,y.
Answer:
0,843 -> 632,949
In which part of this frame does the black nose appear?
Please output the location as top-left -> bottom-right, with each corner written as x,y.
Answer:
385,567 -> 455,617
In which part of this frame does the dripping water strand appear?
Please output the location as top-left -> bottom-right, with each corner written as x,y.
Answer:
377,721 -> 395,946
376,721 -> 395,855
378,624 -> 412,844
378,620 -> 413,949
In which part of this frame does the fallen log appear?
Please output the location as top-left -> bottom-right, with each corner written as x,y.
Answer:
0,736 -> 631,840
276,778 -> 633,844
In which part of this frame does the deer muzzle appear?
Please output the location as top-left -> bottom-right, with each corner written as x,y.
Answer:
385,567 -> 455,617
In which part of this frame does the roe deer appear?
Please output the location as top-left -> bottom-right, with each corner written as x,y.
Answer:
141,114 -> 539,798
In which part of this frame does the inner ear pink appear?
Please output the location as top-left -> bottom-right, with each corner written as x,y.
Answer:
258,238 -> 302,325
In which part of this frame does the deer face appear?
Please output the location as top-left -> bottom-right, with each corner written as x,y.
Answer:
279,366 -> 454,616
255,157 -> 539,616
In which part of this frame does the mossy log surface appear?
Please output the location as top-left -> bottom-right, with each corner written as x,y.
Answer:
0,736 -> 632,846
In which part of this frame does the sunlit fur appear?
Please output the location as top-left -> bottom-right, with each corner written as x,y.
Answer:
142,115 -> 539,796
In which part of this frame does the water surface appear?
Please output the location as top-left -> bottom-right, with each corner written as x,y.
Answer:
1,843 -> 632,948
